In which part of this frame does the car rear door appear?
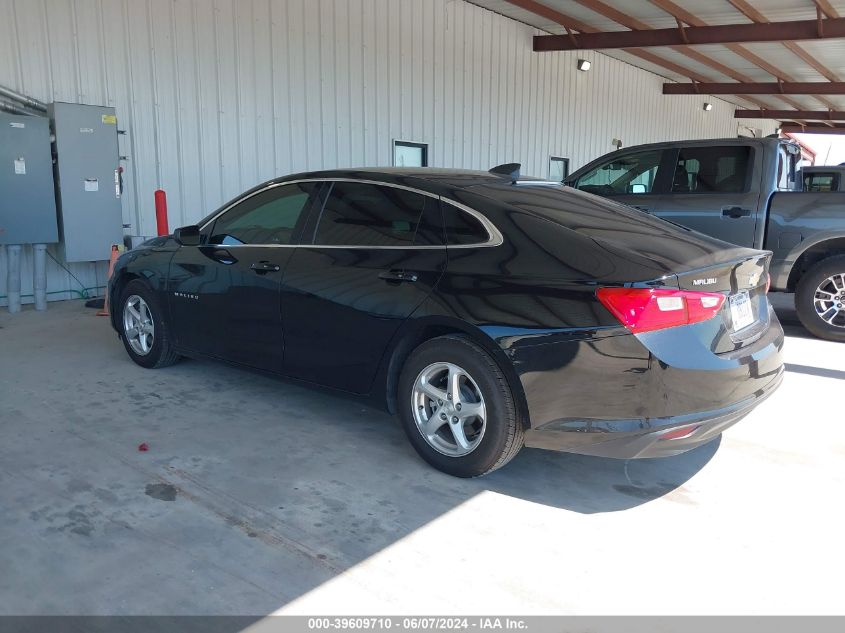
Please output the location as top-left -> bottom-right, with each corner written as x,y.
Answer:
652,144 -> 761,247
280,180 -> 446,394
168,182 -> 319,371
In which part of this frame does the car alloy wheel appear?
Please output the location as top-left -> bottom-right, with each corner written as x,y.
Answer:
411,361 -> 487,457
123,294 -> 155,356
813,273 -> 845,328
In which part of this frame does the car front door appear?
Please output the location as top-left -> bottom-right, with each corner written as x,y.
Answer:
570,148 -> 670,215
280,180 -> 447,394
168,182 -> 319,371
652,144 -> 761,247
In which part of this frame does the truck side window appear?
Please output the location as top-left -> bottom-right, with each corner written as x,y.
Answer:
803,172 -> 839,192
573,150 -> 662,196
672,146 -> 751,194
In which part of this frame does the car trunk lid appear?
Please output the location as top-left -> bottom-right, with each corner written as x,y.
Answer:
673,251 -> 771,353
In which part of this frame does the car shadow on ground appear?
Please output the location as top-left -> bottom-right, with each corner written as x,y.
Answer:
477,437 -> 719,513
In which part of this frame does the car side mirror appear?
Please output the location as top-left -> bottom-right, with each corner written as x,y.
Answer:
173,225 -> 201,246
629,183 -> 646,194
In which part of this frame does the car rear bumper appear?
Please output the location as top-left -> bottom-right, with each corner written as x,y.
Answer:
523,367 -> 782,458
508,305 -> 785,459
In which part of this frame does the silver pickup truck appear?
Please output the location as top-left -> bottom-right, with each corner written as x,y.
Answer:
566,137 -> 845,342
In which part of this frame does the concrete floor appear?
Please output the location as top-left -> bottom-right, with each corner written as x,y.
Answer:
0,294 -> 842,617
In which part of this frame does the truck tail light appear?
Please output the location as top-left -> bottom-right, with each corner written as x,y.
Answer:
596,287 -> 726,334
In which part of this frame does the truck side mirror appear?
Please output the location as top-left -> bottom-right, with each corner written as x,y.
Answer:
173,225 -> 201,246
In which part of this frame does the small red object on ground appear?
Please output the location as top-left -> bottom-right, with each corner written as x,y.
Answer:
138,443 -> 149,452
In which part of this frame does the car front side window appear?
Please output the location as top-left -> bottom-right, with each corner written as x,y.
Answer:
208,182 -> 318,246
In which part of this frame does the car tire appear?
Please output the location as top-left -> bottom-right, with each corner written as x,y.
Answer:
398,334 -> 524,477
795,255 -> 845,342
119,280 -> 181,368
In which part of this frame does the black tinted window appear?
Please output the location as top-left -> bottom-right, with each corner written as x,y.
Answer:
442,203 -> 489,245
672,146 -> 751,193
210,183 -> 316,245
314,182 -> 438,246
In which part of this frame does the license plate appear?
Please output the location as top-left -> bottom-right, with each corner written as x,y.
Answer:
729,290 -> 754,331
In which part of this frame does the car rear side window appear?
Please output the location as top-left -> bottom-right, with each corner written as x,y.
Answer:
209,182 -> 317,245
672,146 -> 751,193
442,202 -> 490,245
313,182 -> 439,246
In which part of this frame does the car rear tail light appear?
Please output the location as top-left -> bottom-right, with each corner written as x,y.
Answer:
596,287 -> 726,334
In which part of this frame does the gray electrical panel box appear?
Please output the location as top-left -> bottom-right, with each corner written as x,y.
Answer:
0,113 -> 59,245
49,102 -> 123,262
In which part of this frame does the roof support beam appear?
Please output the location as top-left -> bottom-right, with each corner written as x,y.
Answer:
504,0 -> 710,81
646,0 -> 809,111
726,0 -> 841,115
781,124 -> 845,134
735,110 -> 845,120
814,1 -> 840,20
665,83 -> 845,95
533,17 -> 845,51
503,0 -> 771,109
572,0 -> 758,84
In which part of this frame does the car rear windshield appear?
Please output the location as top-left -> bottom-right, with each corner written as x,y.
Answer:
468,183 -> 678,234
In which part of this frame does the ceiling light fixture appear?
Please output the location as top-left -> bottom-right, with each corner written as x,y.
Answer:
577,59 -> 591,72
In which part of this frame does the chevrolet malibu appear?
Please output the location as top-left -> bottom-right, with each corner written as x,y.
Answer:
109,166 -> 784,477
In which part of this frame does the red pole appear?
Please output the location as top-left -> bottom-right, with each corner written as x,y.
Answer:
154,189 -> 169,236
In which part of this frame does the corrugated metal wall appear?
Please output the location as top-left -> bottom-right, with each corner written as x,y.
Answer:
0,0 -> 776,306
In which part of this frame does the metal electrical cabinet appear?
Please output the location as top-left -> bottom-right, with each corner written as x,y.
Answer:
49,102 -> 123,262
0,113 -> 58,245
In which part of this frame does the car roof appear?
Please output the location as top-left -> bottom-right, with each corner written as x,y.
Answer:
247,167 -> 558,198
198,167 -> 561,227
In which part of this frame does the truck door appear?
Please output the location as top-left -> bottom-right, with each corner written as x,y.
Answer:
652,144 -> 761,248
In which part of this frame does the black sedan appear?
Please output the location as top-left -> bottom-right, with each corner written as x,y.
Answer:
109,166 -> 784,477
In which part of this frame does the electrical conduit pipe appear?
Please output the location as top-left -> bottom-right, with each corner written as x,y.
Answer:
6,244 -> 21,313
33,244 -> 47,310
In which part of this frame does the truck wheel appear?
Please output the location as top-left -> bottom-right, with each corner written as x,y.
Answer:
795,255 -> 845,342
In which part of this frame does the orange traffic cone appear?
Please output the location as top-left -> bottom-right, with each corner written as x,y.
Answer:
97,244 -> 121,317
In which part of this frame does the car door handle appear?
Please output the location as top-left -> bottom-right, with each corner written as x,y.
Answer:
250,261 -> 281,274
722,206 -> 752,218
632,205 -> 650,213
378,270 -> 419,283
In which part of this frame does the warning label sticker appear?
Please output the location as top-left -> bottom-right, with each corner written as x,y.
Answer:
102,114 -> 117,125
